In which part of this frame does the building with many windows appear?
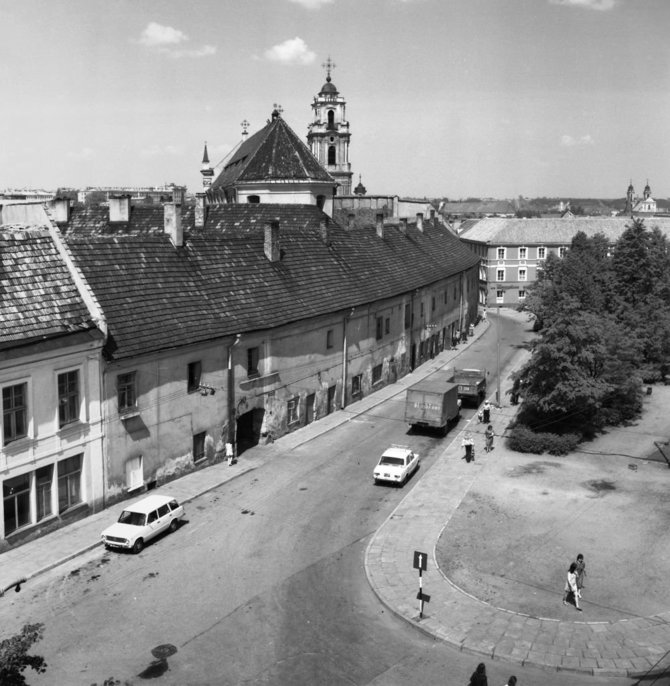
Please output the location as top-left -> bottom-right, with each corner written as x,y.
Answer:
460,216 -> 670,308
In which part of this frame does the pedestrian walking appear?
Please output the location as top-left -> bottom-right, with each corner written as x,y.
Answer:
562,562 -> 582,611
477,408 -> 484,423
482,400 -> 491,423
468,662 -> 488,686
462,432 -> 475,463
575,553 -> 586,593
485,424 -> 494,452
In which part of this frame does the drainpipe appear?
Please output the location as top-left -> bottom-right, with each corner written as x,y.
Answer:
341,308 -> 355,409
227,334 -> 241,452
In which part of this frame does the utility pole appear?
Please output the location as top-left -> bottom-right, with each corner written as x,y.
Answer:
496,303 -> 501,405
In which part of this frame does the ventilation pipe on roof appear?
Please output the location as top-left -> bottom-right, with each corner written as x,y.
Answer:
264,220 -> 281,262
376,213 -> 384,239
416,212 -> 424,232
164,202 -> 183,247
52,197 -> 71,224
195,193 -> 207,229
399,217 -> 408,235
109,194 -> 131,223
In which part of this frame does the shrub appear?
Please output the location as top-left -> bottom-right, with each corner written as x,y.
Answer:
507,424 -> 580,456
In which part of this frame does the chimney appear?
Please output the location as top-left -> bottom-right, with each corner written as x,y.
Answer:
52,197 -> 71,223
430,208 -> 436,226
416,212 -> 424,232
319,216 -> 330,244
264,220 -> 280,262
376,213 -> 384,239
195,193 -> 207,228
109,194 -> 131,223
347,213 -> 355,231
399,217 -> 408,234
164,202 -> 183,247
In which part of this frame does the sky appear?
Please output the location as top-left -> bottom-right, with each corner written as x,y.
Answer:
1,0 -> 669,200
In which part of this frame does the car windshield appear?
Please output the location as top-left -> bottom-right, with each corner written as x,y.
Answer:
379,456 -> 405,466
117,510 -> 146,526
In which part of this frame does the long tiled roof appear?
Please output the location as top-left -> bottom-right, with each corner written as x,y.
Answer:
0,227 -> 97,349
459,216 -> 670,245
211,116 -> 333,191
61,203 -> 480,360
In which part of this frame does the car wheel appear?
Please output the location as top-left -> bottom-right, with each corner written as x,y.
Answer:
132,538 -> 144,554
169,519 -> 178,533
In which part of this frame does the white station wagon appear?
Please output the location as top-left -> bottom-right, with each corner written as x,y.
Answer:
373,445 -> 420,486
101,494 -> 185,554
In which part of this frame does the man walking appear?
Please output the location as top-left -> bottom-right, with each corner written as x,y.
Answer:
485,424 -> 495,452
482,400 -> 491,423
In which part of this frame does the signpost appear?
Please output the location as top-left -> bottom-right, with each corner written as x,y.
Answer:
413,550 -> 430,618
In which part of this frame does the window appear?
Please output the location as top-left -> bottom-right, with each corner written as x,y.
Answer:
519,289 -> 526,300
327,110 -> 336,130
125,455 -> 143,490
117,372 -> 137,414
3,383 -> 27,445
247,347 -> 259,377
559,246 -> 567,258
385,317 -> 390,335
193,432 -> 206,462
147,510 -> 158,524
326,329 -> 334,349
157,504 -> 170,518
351,374 -> 362,398
497,247 -> 506,260
187,361 -> 202,393
518,268 -> 527,281
58,454 -> 82,513
36,465 -> 53,521
3,473 -> 31,534
376,316 -> 383,341
287,397 -> 299,424
316,195 -> 326,210
519,247 -> 527,259
404,305 -> 410,329
496,289 -> 504,302
247,195 -> 260,204
443,290 -> 447,304
328,146 -> 336,165
58,370 -> 80,427
537,246 -> 546,259
420,302 -> 425,317
431,296 -> 436,312
496,268 -> 505,281
372,364 -> 383,385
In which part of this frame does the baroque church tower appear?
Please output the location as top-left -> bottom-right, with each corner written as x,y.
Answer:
307,58 -> 353,196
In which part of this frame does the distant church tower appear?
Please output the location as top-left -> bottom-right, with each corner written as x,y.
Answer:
200,142 -> 214,190
624,179 -> 637,214
307,57 -> 353,196
643,179 -> 652,200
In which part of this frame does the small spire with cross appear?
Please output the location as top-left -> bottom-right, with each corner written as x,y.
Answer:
322,56 -> 336,81
241,119 -> 249,138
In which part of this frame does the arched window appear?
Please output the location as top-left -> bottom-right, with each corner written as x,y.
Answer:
327,110 -> 336,130
316,195 -> 325,209
247,195 -> 260,204
328,146 -> 336,165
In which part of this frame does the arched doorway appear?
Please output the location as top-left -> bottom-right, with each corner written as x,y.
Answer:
236,408 -> 265,455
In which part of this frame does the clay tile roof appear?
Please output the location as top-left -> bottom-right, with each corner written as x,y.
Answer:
211,116 -> 333,191
0,227 -> 96,349
61,203 -> 480,360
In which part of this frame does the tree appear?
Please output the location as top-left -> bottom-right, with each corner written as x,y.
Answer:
0,624 -> 47,685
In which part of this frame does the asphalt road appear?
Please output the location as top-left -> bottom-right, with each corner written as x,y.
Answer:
5,312 -> 651,685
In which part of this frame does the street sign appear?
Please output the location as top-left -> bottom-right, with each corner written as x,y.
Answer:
413,550 -> 427,571
416,590 -> 431,602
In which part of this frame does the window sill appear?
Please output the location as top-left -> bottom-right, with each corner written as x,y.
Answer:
119,409 -> 140,420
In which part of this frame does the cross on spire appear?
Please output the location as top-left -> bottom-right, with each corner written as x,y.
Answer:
272,103 -> 283,115
241,119 -> 249,135
322,56 -> 336,81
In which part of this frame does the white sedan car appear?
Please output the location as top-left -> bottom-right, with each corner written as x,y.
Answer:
101,494 -> 185,554
373,446 -> 420,486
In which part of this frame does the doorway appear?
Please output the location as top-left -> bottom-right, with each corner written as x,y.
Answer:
236,408 -> 265,455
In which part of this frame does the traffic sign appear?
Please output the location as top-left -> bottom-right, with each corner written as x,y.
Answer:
413,550 -> 427,571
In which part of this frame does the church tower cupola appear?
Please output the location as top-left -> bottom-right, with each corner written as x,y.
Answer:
644,179 -> 652,200
307,57 -> 353,196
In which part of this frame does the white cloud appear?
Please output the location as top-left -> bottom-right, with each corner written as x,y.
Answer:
137,22 -> 216,58
264,37 -> 316,65
560,134 -> 595,147
549,0 -> 616,10
287,0 -> 334,8
139,22 -> 188,48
